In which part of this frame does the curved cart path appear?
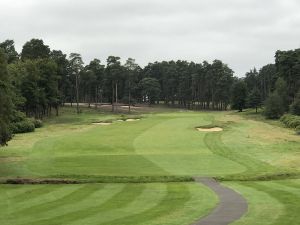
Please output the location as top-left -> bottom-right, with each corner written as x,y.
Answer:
193,177 -> 248,225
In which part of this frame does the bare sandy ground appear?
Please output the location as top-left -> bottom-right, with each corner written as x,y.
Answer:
126,119 -> 140,122
92,122 -> 111,125
197,127 -> 223,132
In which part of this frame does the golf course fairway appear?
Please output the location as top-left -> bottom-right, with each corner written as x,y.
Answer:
0,107 -> 299,225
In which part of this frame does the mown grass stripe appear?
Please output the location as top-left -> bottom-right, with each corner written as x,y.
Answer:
242,182 -> 300,225
99,183 -> 191,225
7,185 -> 62,203
21,184 -> 145,225
11,184 -> 101,217
72,183 -> 168,225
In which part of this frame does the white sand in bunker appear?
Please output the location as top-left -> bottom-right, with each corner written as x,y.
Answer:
120,106 -> 141,109
92,122 -> 112,125
197,127 -> 223,132
126,119 -> 140,122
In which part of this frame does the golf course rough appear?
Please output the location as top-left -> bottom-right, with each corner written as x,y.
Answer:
0,107 -> 299,225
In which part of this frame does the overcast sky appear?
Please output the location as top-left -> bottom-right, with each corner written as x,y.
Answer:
1,0 -> 300,76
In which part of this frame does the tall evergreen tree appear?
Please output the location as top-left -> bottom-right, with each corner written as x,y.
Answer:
0,40 -> 19,63
0,49 -> 14,145
231,80 -> 247,112
21,39 -> 50,60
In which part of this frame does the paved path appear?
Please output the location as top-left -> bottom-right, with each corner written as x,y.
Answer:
193,177 -> 248,225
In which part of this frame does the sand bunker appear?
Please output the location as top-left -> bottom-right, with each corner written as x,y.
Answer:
126,119 -> 140,122
92,122 -> 111,125
120,106 -> 141,109
197,127 -> 223,132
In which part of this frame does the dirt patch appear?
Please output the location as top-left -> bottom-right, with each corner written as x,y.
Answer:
92,122 -> 111,125
126,119 -> 140,122
197,127 -> 223,132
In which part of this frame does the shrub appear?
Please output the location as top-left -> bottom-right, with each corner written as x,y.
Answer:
10,110 -> 27,123
30,118 -> 43,128
296,126 -> 300,135
280,114 -> 300,129
264,92 -> 285,119
10,119 -> 35,134
0,120 -> 12,146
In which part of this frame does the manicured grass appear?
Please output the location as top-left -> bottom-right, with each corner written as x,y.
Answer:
225,179 -> 300,225
0,106 -> 299,224
0,182 -> 217,225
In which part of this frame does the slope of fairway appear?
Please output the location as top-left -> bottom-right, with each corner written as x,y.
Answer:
1,108 -> 299,179
134,114 -> 246,176
0,107 -> 299,225
0,110 -> 247,178
225,179 -> 300,225
0,182 -> 217,225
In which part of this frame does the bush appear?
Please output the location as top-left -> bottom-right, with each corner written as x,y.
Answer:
280,114 -> 300,129
264,92 -> 285,119
10,119 -> 35,134
0,120 -> 12,146
296,126 -> 300,135
10,110 -> 27,123
30,118 -> 43,128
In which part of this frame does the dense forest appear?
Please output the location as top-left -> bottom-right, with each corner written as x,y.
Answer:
0,39 -> 300,145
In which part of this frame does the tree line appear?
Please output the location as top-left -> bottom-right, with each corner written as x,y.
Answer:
0,38 -> 299,145
233,49 -> 300,118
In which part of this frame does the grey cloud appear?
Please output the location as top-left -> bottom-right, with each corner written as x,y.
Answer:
0,0 -> 300,76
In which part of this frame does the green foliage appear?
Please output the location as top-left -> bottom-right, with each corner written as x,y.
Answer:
32,119 -> 43,128
139,78 -> 161,104
9,110 -> 26,123
264,78 -> 289,119
9,119 -> 35,134
247,88 -> 261,112
290,91 -> 300,115
280,114 -> 300,129
231,80 -> 247,112
296,126 -> 300,135
0,40 -> 19,63
9,110 -> 37,133
21,39 -> 50,60
0,121 -> 12,146
274,77 -> 289,111
275,48 -> 300,102
0,48 -> 13,145
264,92 -> 285,119
244,68 -> 259,91
258,64 -> 277,101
